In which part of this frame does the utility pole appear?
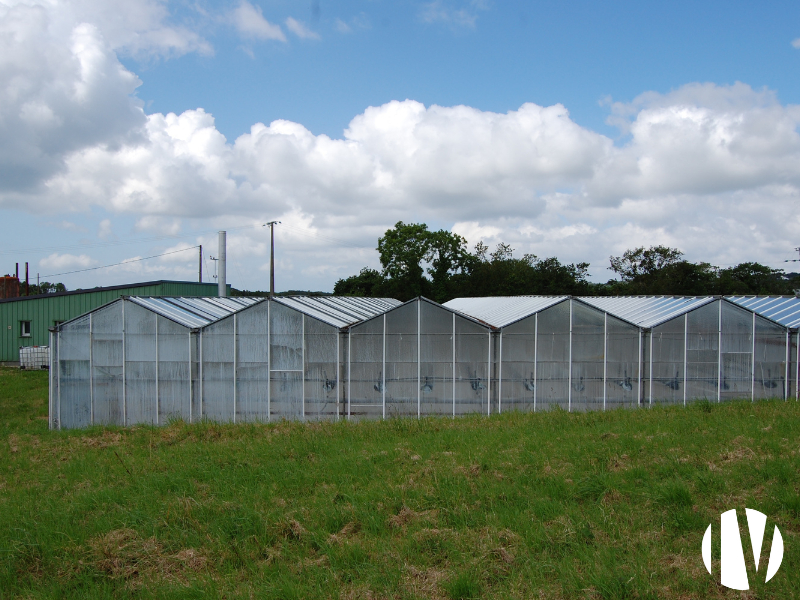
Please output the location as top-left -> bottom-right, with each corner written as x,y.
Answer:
218,231 -> 227,298
198,245 -> 203,283
264,221 -> 281,297
785,247 -> 800,263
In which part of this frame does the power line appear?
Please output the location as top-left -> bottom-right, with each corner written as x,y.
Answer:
0,223 -> 258,258
40,246 -> 199,278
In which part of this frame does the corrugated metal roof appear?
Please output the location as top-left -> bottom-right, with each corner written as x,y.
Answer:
727,296 -> 800,330
128,296 -> 263,329
444,296 -> 569,328
274,296 -> 401,328
580,296 -> 716,329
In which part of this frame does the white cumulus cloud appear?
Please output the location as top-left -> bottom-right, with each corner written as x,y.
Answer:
285,17 -> 320,40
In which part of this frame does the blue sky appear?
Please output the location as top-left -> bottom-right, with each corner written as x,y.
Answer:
2,0 -> 800,292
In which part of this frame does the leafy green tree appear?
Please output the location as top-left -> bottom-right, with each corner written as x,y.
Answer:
717,262 -> 789,294
333,268 -> 386,297
609,246 -> 684,281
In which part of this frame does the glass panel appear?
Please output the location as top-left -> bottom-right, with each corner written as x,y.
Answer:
348,315 -> 384,420
605,315 -> 640,409
157,316 -> 191,423
536,301 -> 570,411
124,302 -> 157,425
720,302 -> 754,401
649,317 -> 685,405
91,303 -> 123,426
304,316 -> 339,421
754,316 -> 787,400
58,315 -> 91,429
454,315 -> 490,416
202,317 -> 234,422
385,302 -> 419,418
270,302 -> 303,371
686,301 -> 719,402
236,301 -> 269,422
420,301 -> 454,416
500,315 -> 536,413
570,302 -> 605,412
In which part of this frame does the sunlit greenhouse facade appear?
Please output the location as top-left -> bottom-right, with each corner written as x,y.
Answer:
49,294 -> 797,429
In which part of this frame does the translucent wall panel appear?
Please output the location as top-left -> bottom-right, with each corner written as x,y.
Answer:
754,316 -> 787,399
92,303 -> 123,425
270,302 -> 303,420
792,332 -> 798,401
58,315 -> 91,429
686,301 -> 719,402
49,332 -> 58,429
201,318 -> 235,421
420,301 -> 455,416
454,314 -> 490,416
157,315 -> 191,423
720,302 -> 754,401
385,302 -> 419,418
304,316 -> 339,421
499,315 -> 536,413
571,301 -> 605,412
236,301 -> 269,422
124,301 -> 157,425
648,317 -> 685,405
606,315 -> 640,409
348,316 -> 384,420
191,333 -> 200,421
536,302 -> 570,411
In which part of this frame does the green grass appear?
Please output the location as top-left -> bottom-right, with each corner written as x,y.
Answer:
1,366 -> 799,599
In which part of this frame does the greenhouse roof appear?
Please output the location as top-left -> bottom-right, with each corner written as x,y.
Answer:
579,296 -> 716,329
444,296 -> 568,328
128,296 -> 264,329
726,296 -> 800,330
275,296 -> 401,329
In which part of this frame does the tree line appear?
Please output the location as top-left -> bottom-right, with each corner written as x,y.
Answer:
333,222 -> 799,303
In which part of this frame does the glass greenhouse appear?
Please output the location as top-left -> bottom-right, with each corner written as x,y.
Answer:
346,297 -> 493,420
582,296 -> 795,404
49,296 -> 398,429
444,297 -> 642,412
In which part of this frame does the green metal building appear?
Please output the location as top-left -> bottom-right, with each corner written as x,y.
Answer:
1,280 -> 227,364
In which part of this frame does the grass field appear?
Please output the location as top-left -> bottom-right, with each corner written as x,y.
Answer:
1,367 -> 799,599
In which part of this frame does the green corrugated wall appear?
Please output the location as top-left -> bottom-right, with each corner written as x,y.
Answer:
0,281 -> 226,362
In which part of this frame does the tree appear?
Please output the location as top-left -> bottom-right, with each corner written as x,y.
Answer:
717,262 -> 788,295
609,246 -> 684,281
333,268 -> 386,297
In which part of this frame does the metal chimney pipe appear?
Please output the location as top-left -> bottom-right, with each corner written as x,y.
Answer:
218,231 -> 226,297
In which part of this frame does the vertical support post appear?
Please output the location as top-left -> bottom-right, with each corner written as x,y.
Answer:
452,312 -> 456,418
785,329 -> 790,401
683,313 -> 688,407
218,231 -> 226,298
89,313 -> 94,425
199,330 -> 204,418
347,330 -> 352,420
301,314 -> 305,420
336,332 -> 341,421
417,300 -> 421,419
649,331 -> 653,406
382,314 -> 386,420
233,313 -> 237,423
498,330 -> 503,414
568,299 -> 573,412
122,300 -> 127,426
603,312 -> 607,411
751,312 -> 756,402
155,315 -> 159,426
56,328 -> 61,430
717,301 -> 722,403
267,300 -> 271,422
796,332 -> 799,402
487,330 -> 492,416
188,332 -> 193,424
533,313 -> 538,412
637,328 -> 642,407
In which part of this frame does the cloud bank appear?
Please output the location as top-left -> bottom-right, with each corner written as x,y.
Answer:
2,0 -> 800,289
